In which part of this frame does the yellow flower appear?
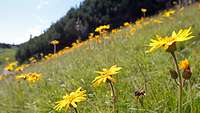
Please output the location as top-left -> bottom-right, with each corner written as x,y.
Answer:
92,65 -> 122,87
15,66 -> 24,72
88,33 -> 94,40
179,59 -> 189,70
179,59 -> 192,80
152,19 -> 163,24
54,87 -> 87,111
50,40 -> 59,45
141,8 -> 147,13
16,74 -> 27,80
146,27 -> 194,53
29,57 -> 37,63
26,72 -> 41,83
111,29 -> 118,33
16,72 -> 41,83
130,27 -> 136,33
135,18 -> 144,28
4,61 -> 18,71
123,22 -> 131,27
163,10 -> 175,17
95,25 -> 110,33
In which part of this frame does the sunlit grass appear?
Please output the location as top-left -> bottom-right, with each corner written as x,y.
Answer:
0,48 -> 16,72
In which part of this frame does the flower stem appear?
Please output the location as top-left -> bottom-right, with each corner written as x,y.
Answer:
54,45 -> 56,54
108,80 -> 117,113
143,13 -> 146,18
73,107 -> 78,113
171,52 -> 183,113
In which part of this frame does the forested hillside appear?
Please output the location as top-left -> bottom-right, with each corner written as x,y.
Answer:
16,0 -> 182,63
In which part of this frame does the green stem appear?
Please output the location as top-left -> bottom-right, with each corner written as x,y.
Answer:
171,52 -> 183,113
189,80 -> 193,113
136,97 -> 139,113
73,107 -> 78,113
108,80 -> 117,113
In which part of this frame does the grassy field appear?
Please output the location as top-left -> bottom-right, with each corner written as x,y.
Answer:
0,4 -> 200,113
0,48 -> 16,71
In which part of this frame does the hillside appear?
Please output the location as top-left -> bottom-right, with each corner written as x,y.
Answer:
0,48 -> 16,71
16,0 -> 172,63
0,3 -> 200,113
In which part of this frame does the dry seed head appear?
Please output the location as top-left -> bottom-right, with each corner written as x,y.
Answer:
169,69 -> 178,79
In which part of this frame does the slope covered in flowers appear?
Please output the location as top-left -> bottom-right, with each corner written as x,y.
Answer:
1,3 -> 200,113
0,48 -> 16,71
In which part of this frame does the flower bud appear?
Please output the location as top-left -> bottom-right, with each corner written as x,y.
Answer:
182,69 -> 192,80
169,69 -> 178,79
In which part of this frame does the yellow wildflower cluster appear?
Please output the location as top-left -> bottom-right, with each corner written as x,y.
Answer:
54,87 -> 87,111
111,29 -> 120,33
88,33 -> 94,40
95,25 -> 110,34
4,61 -> 18,71
163,10 -> 175,17
16,72 -> 41,83
135,18 -> 145,28
3,61 -> 30,74
29,57 -> 37,63
152,19 -> 163,24
123,22 -> 131,27
13,8 -> 162,67
44,53 -> 55,60
54,65 -> 122,112
15,65 -> 27,72
72,40 -> 81,48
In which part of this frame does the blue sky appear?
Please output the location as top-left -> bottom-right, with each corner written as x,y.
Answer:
0,0 -> 84,44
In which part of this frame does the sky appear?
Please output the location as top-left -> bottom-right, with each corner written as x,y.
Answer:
0,0 -> 84,44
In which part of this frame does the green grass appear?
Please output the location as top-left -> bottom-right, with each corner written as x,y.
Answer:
1,4 -> 200,113
0,48 -> 16,71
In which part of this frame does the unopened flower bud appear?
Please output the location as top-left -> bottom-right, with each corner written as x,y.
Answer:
169,69 -> 178,79
182,69 -> 192,80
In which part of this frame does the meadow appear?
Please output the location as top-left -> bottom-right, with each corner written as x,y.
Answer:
0,48 -> 16,72
0,3 -> 200,113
